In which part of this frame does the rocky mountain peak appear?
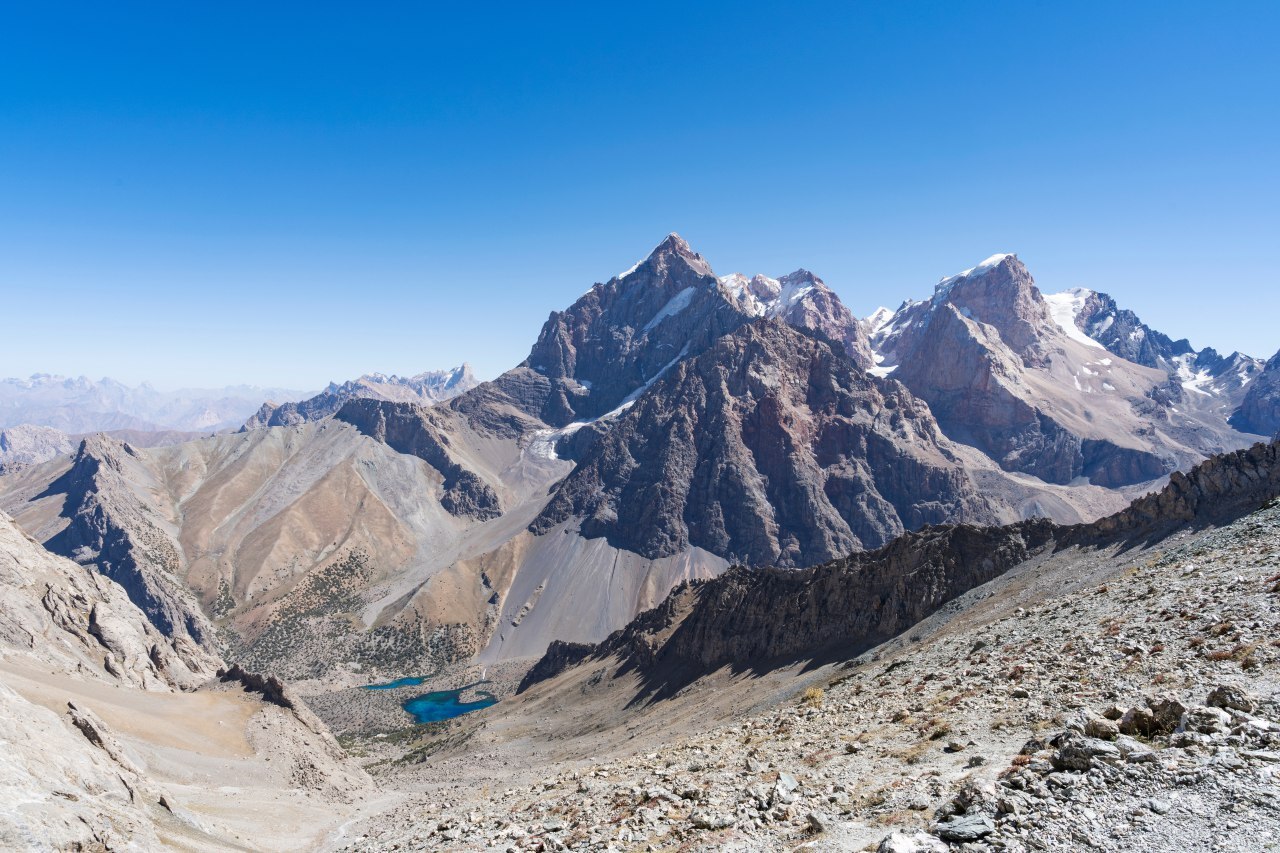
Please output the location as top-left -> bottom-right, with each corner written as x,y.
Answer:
623,232 -> 714,280
930,253 -> 1057,358
530,317 -> 990,566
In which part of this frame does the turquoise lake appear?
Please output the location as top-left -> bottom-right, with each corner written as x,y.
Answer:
362,678 -> 497,723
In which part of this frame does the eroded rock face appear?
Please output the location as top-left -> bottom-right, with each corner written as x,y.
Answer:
335,398 -> 502,519
0,509 -> 217,690
531,320 -> 992,567
1050,288 -> 1264,410
524,438 -> 1280,694
1074,289 -> 1196,369
1081,438 -> 1280,540
892,303 -> 1167,487
870,256 -> 1211,487
1231,349 -> 1280,436
719,269 -> 875,368
514,234 -> 748,427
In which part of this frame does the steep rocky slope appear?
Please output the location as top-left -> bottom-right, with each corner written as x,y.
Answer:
1042,287 -> 1263,422
472,234 -> 873,431
532,319 -> 992,567
244,364 -> 478,429
35,436 -> 221,667
523,439 -> 1280,695
1231,349 -> 1280,436
718,269 -> 875,367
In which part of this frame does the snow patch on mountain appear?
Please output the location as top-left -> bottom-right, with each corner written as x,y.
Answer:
642,287 -> 697,333
1043,289 -> 1107,350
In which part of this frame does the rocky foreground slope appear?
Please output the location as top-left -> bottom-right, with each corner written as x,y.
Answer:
343,441 -> 1280,852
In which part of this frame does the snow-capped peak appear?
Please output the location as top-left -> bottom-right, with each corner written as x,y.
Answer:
718,270 -> 824,319
935,252 -> 1015,295
865,307 -> 895,337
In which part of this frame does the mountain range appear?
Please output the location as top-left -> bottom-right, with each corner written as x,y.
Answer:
2,233 -> 1279,850
0,374 -> 310,433
2,233 -> 1273,678
242,364 -> 479,429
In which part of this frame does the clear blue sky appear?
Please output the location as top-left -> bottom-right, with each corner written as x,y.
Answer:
2,1 -> 1276,389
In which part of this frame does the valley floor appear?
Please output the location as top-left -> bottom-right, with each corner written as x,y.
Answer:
330,501 -> 1280,852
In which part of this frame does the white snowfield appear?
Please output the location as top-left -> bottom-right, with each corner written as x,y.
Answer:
1043,288 -> 1107,350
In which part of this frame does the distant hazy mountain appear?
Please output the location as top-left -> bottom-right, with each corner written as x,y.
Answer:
242,364 -> 479,430
0,374 -> 310,433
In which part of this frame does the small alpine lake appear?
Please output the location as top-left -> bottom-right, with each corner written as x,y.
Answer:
361,677 -> 497,723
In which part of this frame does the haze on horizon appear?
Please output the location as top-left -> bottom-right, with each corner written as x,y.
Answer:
1,2 -> 1277,390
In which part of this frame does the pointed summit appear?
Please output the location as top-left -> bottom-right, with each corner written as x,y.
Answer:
640,232 -> 713,278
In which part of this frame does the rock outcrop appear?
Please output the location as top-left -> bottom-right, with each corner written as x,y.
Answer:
1045,287 -> 1264,410
475,234 -> 875,432
872,254 -> 1251,487
0,508 -> 217,690
718,269 -> 875,368
531,320 -> 992,567
0,423 -> 73,474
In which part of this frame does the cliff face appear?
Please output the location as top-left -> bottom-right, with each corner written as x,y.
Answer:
335,397 -> 502,520
522,438 -> 1280,695
869,255 -> 1244,488
531,320 -> 992,567
892,303 -> 1168,487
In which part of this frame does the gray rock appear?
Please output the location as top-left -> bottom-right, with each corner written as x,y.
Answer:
933,813 -> 995,842
1180,706 -> 1232,735
805,811 -> 830,833
1207,685 -> 1256,713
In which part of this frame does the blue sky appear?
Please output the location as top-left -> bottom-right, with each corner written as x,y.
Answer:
1,1 -> 1276,389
